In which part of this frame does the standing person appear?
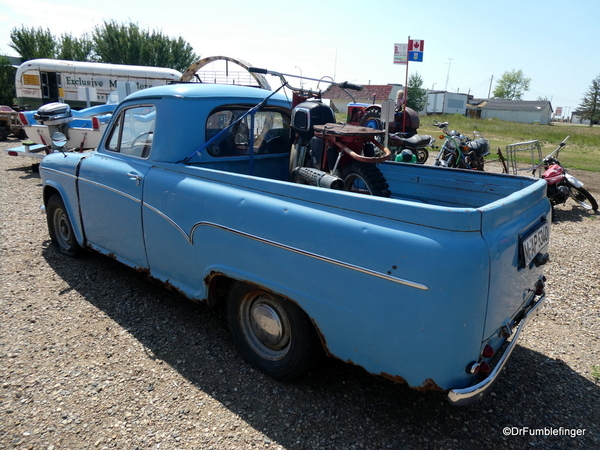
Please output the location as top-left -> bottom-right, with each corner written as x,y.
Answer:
396,90 -> 406,111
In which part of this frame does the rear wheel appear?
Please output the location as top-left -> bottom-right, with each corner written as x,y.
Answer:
338,161 -> 390,197
227,283 -> 322,380
415,148 -> 429,164
569,186 -> 598,211
46,194 -> 83,257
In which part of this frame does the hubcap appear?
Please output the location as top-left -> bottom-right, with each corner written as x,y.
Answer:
250,304 -> 284,348
241,292 -> 291,361
54,208 -> 71,249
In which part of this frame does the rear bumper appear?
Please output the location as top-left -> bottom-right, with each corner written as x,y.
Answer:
447,292 -> 546,406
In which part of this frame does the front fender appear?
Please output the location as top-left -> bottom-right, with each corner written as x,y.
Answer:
41,153 -> 88,248
565,173 -> 584,189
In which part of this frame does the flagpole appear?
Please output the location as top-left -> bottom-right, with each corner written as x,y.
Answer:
403,35 -> 410,134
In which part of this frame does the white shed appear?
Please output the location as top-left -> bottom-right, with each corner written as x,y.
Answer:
468,99 -> 553,125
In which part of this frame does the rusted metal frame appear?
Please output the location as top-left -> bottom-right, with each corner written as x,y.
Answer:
331,137 -> 392,163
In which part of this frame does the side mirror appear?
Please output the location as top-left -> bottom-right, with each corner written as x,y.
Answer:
51,131 -> 67,148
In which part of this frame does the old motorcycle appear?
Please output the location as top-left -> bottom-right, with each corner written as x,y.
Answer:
532,136 -> 598,213
346,103 -> 434,164
433,120 -> 489,170
250,67 -> 392,197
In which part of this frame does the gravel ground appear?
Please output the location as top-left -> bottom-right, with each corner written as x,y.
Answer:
1,137 -> 599,450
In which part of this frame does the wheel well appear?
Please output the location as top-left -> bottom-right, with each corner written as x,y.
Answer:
204,273 -> 327,352
43,186 -> 60,206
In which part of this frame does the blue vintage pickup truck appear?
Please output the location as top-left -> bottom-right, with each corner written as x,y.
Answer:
40,83 -> 551,405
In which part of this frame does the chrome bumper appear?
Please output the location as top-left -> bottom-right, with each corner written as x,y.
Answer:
447,293 -> 546,406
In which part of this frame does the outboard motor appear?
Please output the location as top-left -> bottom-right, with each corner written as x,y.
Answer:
34,102 -> 73,126
33,103 -> 74,149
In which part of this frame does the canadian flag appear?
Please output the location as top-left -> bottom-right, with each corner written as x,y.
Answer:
408,39 -> 424,52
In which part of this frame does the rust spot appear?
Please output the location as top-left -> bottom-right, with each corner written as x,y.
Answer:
379,373 -> 446,393
415,378 -> 445,393
162,279 -> 187,297
379,372 -> 409,385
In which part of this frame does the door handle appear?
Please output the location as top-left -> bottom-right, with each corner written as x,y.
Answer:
127,172 -> 142,185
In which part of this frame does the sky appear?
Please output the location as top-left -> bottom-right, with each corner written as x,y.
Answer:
1,0 -> 598,118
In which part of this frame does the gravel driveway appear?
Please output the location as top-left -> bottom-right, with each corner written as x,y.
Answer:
1,138 -> 598,450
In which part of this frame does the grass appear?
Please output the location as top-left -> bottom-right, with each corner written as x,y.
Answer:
592,365 -> 600,383
417,114 -> 600,173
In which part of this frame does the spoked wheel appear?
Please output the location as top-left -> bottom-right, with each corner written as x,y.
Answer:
46,194 -> 83,257
337,161 -> 390,197
569,186 -> 598,211
227,283 -> 322,380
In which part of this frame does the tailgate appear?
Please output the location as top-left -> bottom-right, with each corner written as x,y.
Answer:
479,177 -> 550,340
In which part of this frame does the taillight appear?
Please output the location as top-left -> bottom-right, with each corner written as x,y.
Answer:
92,116 -> 100,130
481,344 -> 495,359
19,112 -> 28,126
478,361 -> 491,374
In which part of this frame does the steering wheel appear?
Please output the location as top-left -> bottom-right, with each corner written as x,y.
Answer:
257,135 -> 282,154
131,131 -> 153,148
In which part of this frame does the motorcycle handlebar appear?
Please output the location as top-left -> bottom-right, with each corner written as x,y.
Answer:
248,67 -> 268,74
248,67 -> 362,91
338,81 -> 362,91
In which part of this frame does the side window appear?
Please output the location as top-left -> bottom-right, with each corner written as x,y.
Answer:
105,105 -> 156,158
206,107 -> 290,157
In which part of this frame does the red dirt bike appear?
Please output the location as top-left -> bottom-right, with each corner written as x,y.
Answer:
250,68 -> 392,196
532,136 -> 598,214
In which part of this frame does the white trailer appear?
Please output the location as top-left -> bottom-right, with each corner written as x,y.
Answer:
15,59 -> 182,109
426,91 -> 468,115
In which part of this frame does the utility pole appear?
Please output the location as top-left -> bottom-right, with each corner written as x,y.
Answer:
488,75 -> 494,99
445,58 -> 453,91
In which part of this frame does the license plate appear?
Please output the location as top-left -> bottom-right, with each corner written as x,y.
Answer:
521,222 -> 550,267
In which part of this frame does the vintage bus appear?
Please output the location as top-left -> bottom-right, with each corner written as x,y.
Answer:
15,59 -> 182,109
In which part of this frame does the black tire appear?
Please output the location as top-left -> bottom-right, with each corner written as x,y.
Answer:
338,161 -> 390,197
0,127 -> 8,141
415,148 -> 429,164
227,283 -> 322,380
46,194 -> 83,257
569,186 -> 598,211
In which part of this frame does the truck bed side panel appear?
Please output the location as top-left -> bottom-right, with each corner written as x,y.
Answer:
141,165 -> 493,390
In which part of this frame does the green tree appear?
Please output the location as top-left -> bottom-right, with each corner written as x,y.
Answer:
92,20 -> 197,72
0,57 -> 17,105
576,74 -> 600,127
492,69 -> 531,100
57,33 -> 95,61
9,26 -> 57,61
407,72 -> 427,112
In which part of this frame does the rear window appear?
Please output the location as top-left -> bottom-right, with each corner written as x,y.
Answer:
205,107 -> 291,157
